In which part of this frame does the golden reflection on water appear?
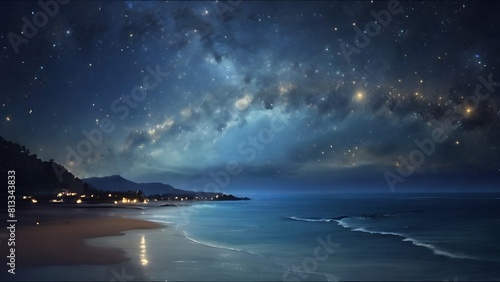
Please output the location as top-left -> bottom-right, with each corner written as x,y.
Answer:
140,235 -> 149,266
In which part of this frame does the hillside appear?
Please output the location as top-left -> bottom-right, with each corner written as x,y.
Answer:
0,135 -> 95,195
83,175 -> 195,196
0,135 -> 249,202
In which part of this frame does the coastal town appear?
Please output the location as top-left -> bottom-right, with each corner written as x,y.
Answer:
19,189 -> 250,205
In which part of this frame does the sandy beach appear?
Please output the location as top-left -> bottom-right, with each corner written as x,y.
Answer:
11,216 -> 164,267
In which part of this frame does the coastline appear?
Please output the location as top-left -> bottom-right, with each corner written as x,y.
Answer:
3,202 -> 285,281
12,216 -> 164,267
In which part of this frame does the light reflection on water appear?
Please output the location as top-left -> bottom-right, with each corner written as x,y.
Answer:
140,235 -> 149,266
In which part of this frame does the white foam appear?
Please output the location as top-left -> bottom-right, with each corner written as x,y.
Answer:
402,238 -> 475,260
335,220 -> 476,260
352,227 -> 402,237
182,231 -> 264,257
334,219 -> 351,228
290,216 -> 332,222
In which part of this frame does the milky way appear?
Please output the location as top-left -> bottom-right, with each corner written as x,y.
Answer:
1,1 -> 499,192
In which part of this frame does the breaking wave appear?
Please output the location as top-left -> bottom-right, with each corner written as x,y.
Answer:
284,213 -> 477,260
335,219 -> 477,260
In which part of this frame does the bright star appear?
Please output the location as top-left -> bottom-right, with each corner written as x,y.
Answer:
355,92 -> 364,102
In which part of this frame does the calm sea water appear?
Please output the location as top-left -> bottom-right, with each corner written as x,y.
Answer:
8,193 -> 500,281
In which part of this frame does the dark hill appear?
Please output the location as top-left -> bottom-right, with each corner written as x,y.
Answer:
83,175 -> 195,196
0,135 -> 95,196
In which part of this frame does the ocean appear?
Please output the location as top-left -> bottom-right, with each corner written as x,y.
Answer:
8,193 -> 500,281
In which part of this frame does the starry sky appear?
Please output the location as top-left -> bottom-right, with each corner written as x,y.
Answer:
1,1 -> 499,193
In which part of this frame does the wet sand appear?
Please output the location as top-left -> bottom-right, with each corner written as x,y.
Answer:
12,216 -> 164,267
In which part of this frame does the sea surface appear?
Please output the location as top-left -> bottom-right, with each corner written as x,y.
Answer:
8,193 -> 500,281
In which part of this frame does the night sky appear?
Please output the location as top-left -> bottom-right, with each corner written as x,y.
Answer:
1,1 -> 499,193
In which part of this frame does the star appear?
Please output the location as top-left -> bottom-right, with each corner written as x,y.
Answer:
355,92 -> 364,102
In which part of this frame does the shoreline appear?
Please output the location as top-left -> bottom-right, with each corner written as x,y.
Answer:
8,216 -> 164,267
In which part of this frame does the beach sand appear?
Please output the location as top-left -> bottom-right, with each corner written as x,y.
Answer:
10,216 -> 164,267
